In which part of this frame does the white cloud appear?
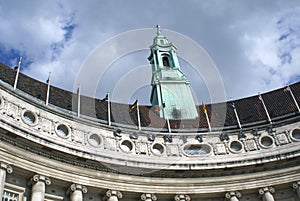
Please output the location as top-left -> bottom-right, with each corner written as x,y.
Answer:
0,0 -> 300,103
239,7 -> 300,95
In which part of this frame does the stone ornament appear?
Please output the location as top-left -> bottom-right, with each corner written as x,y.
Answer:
293,181 -> 300,189
70,183 -> 87,194
72,130 -> 85,144
174,194 -> 191,201
141,193 -> 157,201
225,191 -> 241,200
258,187 -> 275,201
292,181 -> 300,199
30,174 -> 51,186
106,190 -> 122,199
243,139 -> 258,151
0,162 -> 13,174
214,143 -> 227,155
258,186 -> 275,195
6,102 -> 19,118
275,133 -> 289,145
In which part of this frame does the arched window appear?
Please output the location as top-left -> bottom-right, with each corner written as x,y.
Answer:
162,56 -> 170,68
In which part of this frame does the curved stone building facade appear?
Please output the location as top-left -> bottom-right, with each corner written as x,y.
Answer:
0,56 -> 300,200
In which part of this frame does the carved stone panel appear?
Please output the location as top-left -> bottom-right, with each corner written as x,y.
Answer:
166,145 -> 180,156
276,133 -> 289,145
40,118 -> 52,133
104,138 -> 117,151
72,130 -> 85,144
243,139 -> 258,151
136,142 -> 148,154
214,143 -> 227,155
6,103 -> 19,118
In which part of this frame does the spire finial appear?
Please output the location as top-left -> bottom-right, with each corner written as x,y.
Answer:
155,24 -> 161,35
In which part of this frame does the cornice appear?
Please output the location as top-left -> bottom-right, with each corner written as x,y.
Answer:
0,140 -> 300,194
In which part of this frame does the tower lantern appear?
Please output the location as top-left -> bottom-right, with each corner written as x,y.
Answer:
148,26 -> 198,120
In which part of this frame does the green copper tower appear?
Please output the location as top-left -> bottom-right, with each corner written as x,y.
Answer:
148,25 -> 198,120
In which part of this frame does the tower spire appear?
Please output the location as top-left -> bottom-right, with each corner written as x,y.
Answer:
148,27 -> 198,120
155,24 -> 161,35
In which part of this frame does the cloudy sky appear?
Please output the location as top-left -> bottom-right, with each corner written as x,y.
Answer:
0,0 -> 299,104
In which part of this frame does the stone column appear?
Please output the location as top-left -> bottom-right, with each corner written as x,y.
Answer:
174,194 -> 191,201
225,191 -> 241,201
292,181 -> 300,199
105,190 -> 122,201
29,174 -> 51,201
0,162 -> 13,201
258,187 -> 275,201
141,193 -> 157,201
69,184 -> 87,201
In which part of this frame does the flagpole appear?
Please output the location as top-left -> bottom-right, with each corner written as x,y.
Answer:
45,72 -> 51,106
77,85 -> 80,118
231,101 -> 242,129
136,100 -> 141,131
107,93 -> 111,126
13,57 -> 22,90
202,102 -> 212,132
166,117 -> 171,133
286,86 -> 300,112
259,93 -> 272,123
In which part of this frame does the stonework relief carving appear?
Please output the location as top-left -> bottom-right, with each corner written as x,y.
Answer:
136,142 -> 148,154
72,130 -> 85,144
276,133 -> 289,145
104,138 -> 117,151
243,139 -> 258,151
6,102 -> 19,118
214,143 -> 227,155
166,145 -> 180,156
40,118 -> 52,133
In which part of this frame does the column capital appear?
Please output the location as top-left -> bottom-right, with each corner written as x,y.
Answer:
293,181 -> 300,199
141,193 -> 157,201
70,183 -> 87,194
30,174 -> 51,186
174,194 -> 191,201
293,181 -> 300,190
225,191 -> 241,199
106,190 -> 122,199
258,186 -> 275,195
0,162 -> 13,174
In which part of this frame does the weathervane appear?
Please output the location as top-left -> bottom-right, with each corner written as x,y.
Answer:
155,24 -> 161,35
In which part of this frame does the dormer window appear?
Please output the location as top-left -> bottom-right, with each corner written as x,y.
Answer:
160,39 -> 164,45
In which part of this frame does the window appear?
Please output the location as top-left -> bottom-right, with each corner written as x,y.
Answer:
3,183 -> 25,201
162,56 -> 169,67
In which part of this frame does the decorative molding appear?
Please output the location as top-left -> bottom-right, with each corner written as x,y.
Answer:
258,186 -> 275,195
69,183 -> 87,194
141,193 -> 157,201
0,162 -> 13,174
225,191 -> 241,200
106,190 -> 122,199
293,181 -> 300,190
29,174 -> 51,186
174,194 -> 190,201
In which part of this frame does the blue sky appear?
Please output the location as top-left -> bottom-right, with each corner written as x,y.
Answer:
0,0 -> 300,104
